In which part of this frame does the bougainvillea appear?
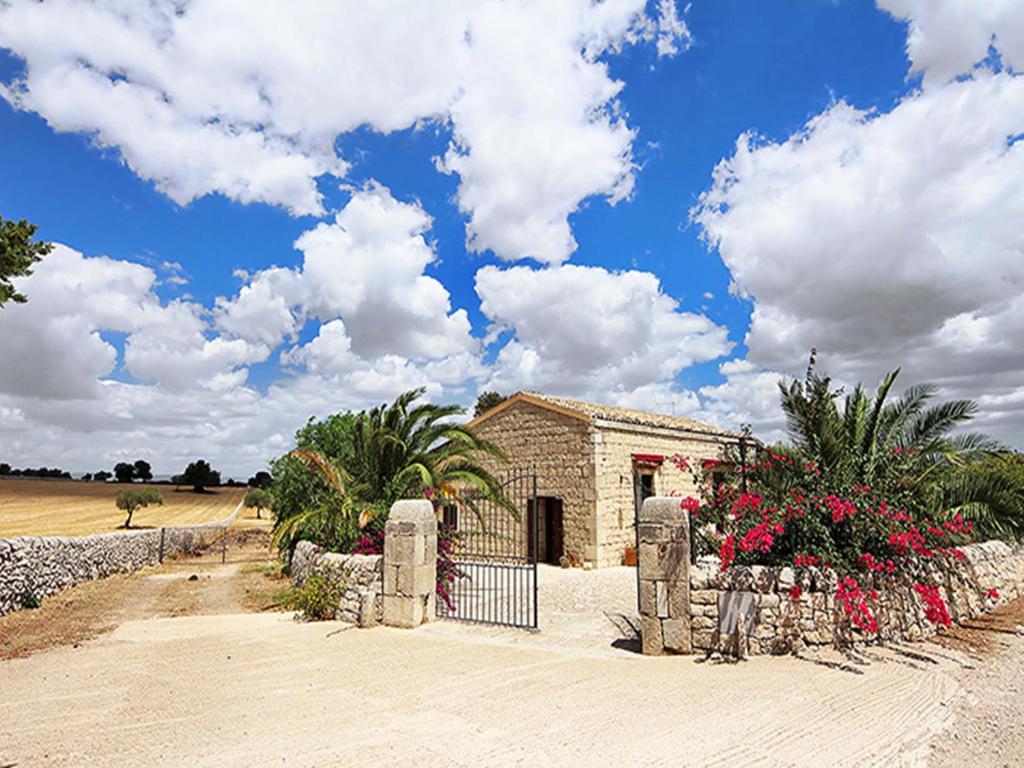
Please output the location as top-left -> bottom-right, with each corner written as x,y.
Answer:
671,447 -> 980,637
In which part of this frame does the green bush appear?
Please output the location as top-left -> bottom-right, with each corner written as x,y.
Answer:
287,572 -> 343,621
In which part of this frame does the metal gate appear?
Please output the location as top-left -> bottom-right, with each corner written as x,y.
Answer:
436,470 -> 538,629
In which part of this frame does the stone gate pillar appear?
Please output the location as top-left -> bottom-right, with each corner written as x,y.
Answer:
383,499 -> 437,628
638,497 -> 691,655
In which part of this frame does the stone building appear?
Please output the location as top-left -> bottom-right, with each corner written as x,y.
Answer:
468,392 -> 745,569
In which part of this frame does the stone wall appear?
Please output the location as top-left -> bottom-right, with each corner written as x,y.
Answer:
0,501 -> 242,616
471,399 -> 598,565
290,540 -> 383,627
594,424 -> 729,567
689,540 -> 1024,655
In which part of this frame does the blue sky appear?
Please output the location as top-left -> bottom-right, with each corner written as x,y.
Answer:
0,1 -> 1021,475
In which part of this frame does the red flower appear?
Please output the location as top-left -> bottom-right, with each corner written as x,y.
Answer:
823,494 -> 856,523
793,553 -> 821,568
914,582 -> 952,626
719,534 -> 736,571
679,496 -> 701,514
788,585 -> 803,601
738,520 -> 779,554
986,588 -> 1000,600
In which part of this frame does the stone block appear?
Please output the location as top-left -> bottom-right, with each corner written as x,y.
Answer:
662,618 -> 692,653
382,595 -> 424,628
668,580 -> 689,619
396,561 -> 436,597
639,579 -> 657,616
640,616 -> 664,655
656,581 -> 669,618
691,589 -> 718,605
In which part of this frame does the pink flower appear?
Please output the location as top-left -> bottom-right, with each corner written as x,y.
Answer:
719,534 -> 736,571
679,496 -> 701,514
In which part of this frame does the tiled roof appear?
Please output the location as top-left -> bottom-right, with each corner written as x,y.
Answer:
519,391 -> 742,438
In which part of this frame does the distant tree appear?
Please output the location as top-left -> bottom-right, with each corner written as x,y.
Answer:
0,215 -> 53,307
244,488 -> 273,519
474,391 -> 507,418
116,488 -> 163,528
10,468 -> 22,476
93,470 -> 111,482
247,470 -> 272,489
0,462 -> 10,475
133,459 -> 153,482
81,472 -> 93,482
113,462 -> 135,483
181,459 -> 221,493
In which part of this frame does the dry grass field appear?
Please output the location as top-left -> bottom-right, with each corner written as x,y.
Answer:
0,479 -> 251,538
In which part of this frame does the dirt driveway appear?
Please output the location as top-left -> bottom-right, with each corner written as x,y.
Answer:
2,551 -> 1023,767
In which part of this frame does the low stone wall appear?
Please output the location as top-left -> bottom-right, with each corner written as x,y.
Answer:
290,540 -> 383,627
0,501 -> 243,616
690,540 -> 1024,655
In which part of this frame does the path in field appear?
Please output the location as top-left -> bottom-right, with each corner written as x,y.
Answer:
0,478 -> 249,537
0,530 -> 282,660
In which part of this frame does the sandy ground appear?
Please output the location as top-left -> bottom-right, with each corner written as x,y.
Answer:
0,478 -> 248,537
9,557 -> 1024,766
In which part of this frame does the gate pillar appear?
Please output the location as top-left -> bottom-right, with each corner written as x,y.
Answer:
383,500 -> 437,628
638,497 -> 691,655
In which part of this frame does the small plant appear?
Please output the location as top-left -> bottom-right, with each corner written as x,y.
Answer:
20,593 -> 40,610
116,488 -> 163,528
287,572 -> 343,621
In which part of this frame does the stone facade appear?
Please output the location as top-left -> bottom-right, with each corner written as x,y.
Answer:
471,393 -> 737,567
471,398 -> 598,563
290,540 -> 383,627
594,423 -> 728,568
0,501 -> 242,616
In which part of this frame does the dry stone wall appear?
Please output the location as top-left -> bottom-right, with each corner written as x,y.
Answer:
290,540 -> 383,627
0,501 -> 242,616
689,540 -> 1024,655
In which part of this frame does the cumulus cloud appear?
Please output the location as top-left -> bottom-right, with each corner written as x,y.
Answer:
217,184 -> 477,363
692,51 -> 1024,445
0,244 -> 265,400
0,185 -> 489,476
475,263 -> 732,401
0,0 -> 688,264
879,0 -> 1024,87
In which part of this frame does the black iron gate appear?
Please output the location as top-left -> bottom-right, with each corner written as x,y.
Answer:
436,470 -> 538,630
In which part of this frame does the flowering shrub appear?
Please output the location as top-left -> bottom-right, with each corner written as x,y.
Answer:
672,447 -> 979,636
436,523 -> 465,611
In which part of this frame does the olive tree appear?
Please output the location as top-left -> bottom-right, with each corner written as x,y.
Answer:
244,488 -> 272,519
116,488 -> 163,528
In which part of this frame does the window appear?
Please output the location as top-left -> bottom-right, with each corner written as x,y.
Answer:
639,472 -> 655,498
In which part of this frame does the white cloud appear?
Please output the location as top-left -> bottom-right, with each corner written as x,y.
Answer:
0,0 -> 688,264
693,65 -> 1024,445
217,184 -> 477,362
878,0 -> 1024,87
0,188 -> 486,476
476,263 -> 732,400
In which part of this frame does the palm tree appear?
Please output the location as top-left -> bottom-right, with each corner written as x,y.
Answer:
778,350 -> 1016,536
273,389 -> 510,551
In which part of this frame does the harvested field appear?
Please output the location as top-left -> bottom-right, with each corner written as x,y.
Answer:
0,478 -> 252,538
